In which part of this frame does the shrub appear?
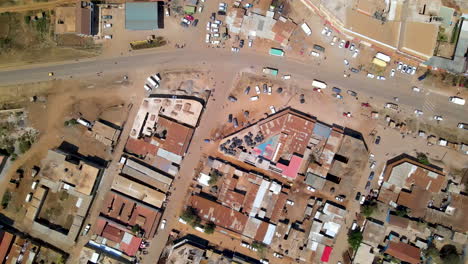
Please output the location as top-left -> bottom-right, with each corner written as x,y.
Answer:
2,190 -> 12,209
204,221 -> 216,234
361,203 -> 377,217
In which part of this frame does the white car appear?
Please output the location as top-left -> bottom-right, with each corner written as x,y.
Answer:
165,7 -> 170,16
307,186 -> 316,192
250,96 -> 259,101
321,27 -> 329,35
231,47 -> 239,52
182,18 -> 191,25
104,35 -> 112,39
338,40 -> 345,48
267,86 -> 272,95
160,219 -> 167,229
269,105 -> 276,114
349,43 -> 355,51
377,76 -> 386,80
214,20 -> 222,25
286,200 -> 295,206
260,259 -> 269,264
255,85 -> 260,94
211,28 -> 219,33
205,34 -> 210,43
206,22 -> 211,30
310,51 -> 320,57
198,5 -> 204,13
282,75 -> 291,80
212,33 -> 220,38
241,242 -> 249,247
412,86 -> 421,92
344,59 -> 349,66
273,252 -> 283,259
390,69 -> 395,77
104,23 -> 112,28
458,123 -> 466,129
370,161 -> 376,169
411,66 -> 416,75
331,36 -> 338,45
248,39 -> 253,47
367,73 -> 375,78
83,224 -> 91,235
335,195 -> 345,202
359,196 -> 366,205
211,40 -> 220,45
414,109 -> 423,116
352,49 -> 359,58
433,115 -> 443,121
326,29 -> 331,37
397,62 -> 403,70
210,23 -> 219,28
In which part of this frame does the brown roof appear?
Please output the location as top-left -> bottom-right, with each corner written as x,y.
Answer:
153,116 -> 194,156
125,138 -> 158,157
190,195 -> 247,234
102,190 -> 161,238
101,223 -> 125,243
270,192 -> 287,223
388,215 -> 410,229
397,187 -> 430,218
400,22 -> 438,60
385,241 -> 421,264
0,231 -> 14,262
75,5 -> 91,35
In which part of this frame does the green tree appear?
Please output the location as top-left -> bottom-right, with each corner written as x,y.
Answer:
416,152 -> 430,165
395,207 -> 410,217
361,203 -> 377,217
2,190 -> 12,209
131,224 -> 141,233
348,230 -> 363,251
439,245 -> 461,264
181,207 -> 202,227
204,221 -> 216,234
208,170 -> 222,185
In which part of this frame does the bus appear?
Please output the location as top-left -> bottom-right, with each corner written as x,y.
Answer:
301,23 -> 312,36
375,52 -> 391,63
312,80 -> 327,89
269,48 -> 284,56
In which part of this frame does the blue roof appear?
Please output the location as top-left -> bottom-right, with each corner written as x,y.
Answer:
125,2 -> 159,30
313,122 -> 332,139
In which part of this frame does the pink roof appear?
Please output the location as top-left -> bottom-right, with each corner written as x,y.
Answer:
276,155 -> 302,179
321,246 -> 333,262
120,235 -> 142,257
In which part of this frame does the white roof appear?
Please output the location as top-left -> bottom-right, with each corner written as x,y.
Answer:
198,173 -> 211,186
262,224 -> 276,245
90,252 -> 100,263
323,221 -> 341,238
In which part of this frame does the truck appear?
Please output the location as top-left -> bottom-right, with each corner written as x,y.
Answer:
312,80 -> 327,89
375,52 -> 391,63
269,48 -> 284,56
449,96 -> 465,105
147,76 -> 159,88
313,44 -> 325,52
301,23 -> 312,36
263,67 -> 278,76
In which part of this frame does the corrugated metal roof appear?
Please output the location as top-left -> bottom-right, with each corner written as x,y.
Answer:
125,2 -> 159,30
313,123 -> 332,138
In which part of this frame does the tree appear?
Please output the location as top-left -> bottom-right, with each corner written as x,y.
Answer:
131,224 -> 141,233
439,245 -> 461,264
204,221 -> 216,234
181,207 -> 201,227
395,207 -> 410,217
361,203 -> 377,217
208,169 -> 222,185
348,230 -> 363,251
416,152 -> 430,165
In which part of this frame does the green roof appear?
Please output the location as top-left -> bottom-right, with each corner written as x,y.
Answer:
125,2 -> 159,30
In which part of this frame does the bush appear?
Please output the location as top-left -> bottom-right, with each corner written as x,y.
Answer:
417,152 -> 430,165
208,169 -> 222,185
204,221 -> 216,234
2,191 -> 12,209
18,137 -> 32,154
395,207 -> 410,217
131,224 -> 141,233
348,230 -> 363,251
440,245 -> 461,264
181,207 -> 202,227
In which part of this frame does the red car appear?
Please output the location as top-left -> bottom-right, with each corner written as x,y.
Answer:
185,15 -> 194,21
345,41 -> 350,49
361,102 -> 370,107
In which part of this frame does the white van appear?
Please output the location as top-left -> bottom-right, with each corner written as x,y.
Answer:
250,96 -> 259,101
312,80 -> 327,89
449,96 -> 465,105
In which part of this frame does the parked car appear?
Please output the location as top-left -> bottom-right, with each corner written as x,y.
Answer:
192,19 -> 199,27
351,68 -> 360,73
332,87 -> 342,94
412,86 -> 421,92
104,23 -> 112,28
352,49 -> 359,58
397,62 -> 403,70
375,136 -> 381,144
344,59 -> 349,66
82,224 -> 91,235
338,40 -> 345,48
367,73 -> 375,78
248,39 -> 253,47
244,86 -> 251,94
347,90 -> 357,96
376,76 -> 386,80
239,39 -> 244,48
368,171 -> 375,180
433,115 -> 443,121
359,195 -> 366,204
286,200 -> 295,205
344,40 -> 350,48
355,192 -> 361,201
255,85 -> 260,94
390,69 -> 395,77
307,186 -> 316,192
311,51 -> 320,57
414,109 -> 424,116
228,114 -> 233,123
349,43 -> 355,51
228,95 -> 237,102
365,181 -> 371,191
457,123 -> 467,129
370,162 -> 376,169
321,27 -> 329,35
102,15 -> 112,19
335,195 -> 345,202
160,219 -> 167,229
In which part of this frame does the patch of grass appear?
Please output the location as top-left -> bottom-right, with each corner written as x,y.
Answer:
416,152 -> 430,165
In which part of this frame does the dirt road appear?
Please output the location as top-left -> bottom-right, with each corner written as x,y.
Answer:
0,0 -> 75,13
